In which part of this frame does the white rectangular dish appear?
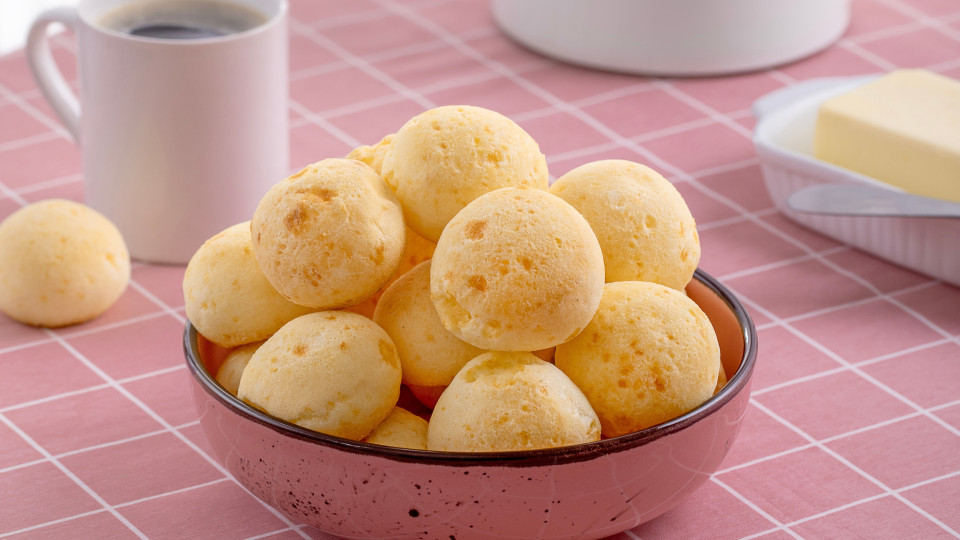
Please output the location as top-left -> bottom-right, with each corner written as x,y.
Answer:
752,75 -> 960,288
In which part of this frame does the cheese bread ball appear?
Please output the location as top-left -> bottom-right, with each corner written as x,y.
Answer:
215,341 -> 263,396
374,260 -> 485,387
184,222 -> 314,347
251,158 -> 405,309
346,134 -> 393,175
427,352 -> 601,452
550,160 -> 700,290
346,225 -> 435,319
555,281 -> 720,437
430,187 -> 604,351
363,407 -> 428,450
0,199 -> 129,327
238,311 -> 402,440
379,105 -> 549,242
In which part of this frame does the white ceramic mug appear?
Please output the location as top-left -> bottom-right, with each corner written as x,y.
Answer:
27,0 -> 289,264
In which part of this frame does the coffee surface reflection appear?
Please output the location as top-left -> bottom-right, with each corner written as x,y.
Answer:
99,0 -> 268,39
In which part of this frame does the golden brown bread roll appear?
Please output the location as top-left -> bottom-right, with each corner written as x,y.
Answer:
550,160 -> 700,290
555,281 -> 720,437
183,222 -> 314,347
427,351 -> 601,452
346,134 -> 393,175
250,158 -> 405,309
215,341 -> 263,396
238,311 -> 402,440
379,105 -> 549,242
363,407 -> 428,450
430,187 -> 604,351
0,199 -> 129,327
374,260 -> 485,387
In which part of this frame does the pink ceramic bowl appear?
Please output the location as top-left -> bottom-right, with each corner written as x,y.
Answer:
184,270 -> 757,539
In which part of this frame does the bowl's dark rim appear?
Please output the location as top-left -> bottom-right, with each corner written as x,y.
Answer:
184,269 -> 758,467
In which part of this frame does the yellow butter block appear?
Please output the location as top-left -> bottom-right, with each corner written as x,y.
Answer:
814,69 -> 960,203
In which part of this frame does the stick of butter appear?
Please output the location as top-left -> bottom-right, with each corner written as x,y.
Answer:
814,69 -> 960,203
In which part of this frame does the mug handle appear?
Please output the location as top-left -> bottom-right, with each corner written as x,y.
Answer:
26,7 -> 81,143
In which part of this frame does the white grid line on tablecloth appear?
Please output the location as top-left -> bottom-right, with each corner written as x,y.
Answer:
290,19 -> 437,109
111,477 -> 233,510
0,477 -> 234,539
291,91 -> 411,125
287,98 -> 363,148
774,309 -> 960,438
0,298 -> 186,359
7,324 -> 313,538
653,80 -> 755,139
715,245 -> 851,281
735,285 -> 960,532
10,172 -> 83,195
0,128 -> 30,207
749,400 -> 960,537
535,115 -> 752,174
695,207 -> 781,235
0,130 -> 62,154
764,467 -> 960,539
290,47 -> 556,124
307,0 -> 455,32
880,0 -> 960,42
54,308 -> 175,339
0,364 -> 187,416
0,510 -> 114,540
716,399 -> 960,537
242,526 -> 312,540
718,397 -> 960,479
419,59 -> 553,97
837,40 -> 901,71
753,280 -> 942,330
0,419 -> 198,476
1,1 -> 959,538
711,476 -> 801,540
287,25 -> 501,84
0,509 -> 112,540
125,280 -> 186,325
0,82 -> 71,141
749,337 -> 958,397
0,411 -> 150,538
850,7 -> 960,44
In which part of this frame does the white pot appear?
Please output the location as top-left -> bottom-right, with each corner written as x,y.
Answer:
492,0 -> 850,76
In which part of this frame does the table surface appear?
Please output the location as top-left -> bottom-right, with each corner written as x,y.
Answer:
2,1 -> 960,539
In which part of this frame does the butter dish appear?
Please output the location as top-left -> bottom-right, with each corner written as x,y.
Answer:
752,75 -> 960,288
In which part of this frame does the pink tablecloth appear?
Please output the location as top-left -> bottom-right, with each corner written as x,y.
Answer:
2,1 -> 959,538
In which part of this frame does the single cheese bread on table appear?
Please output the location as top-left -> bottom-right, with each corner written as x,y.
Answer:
0,199 -> 129,328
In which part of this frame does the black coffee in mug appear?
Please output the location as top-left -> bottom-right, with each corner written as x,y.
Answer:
98,0 -> 268,39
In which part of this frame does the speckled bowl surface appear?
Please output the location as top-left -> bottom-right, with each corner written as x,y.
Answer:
184,269 -> 757,540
